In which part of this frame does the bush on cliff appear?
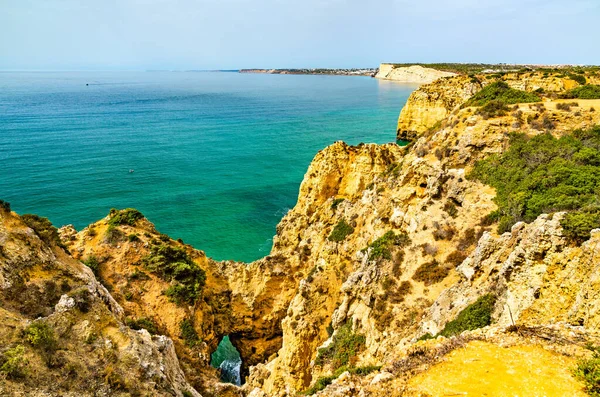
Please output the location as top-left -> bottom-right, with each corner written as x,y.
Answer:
439,294 -> 496,337
563,84 -> 600,100
0,200 -> 10,212
574,344 -> 600,396
126,317 -> 159,335
328,219 -> 354,242
180,319 -> 200,347
108,208 -> 144,227
303,365 -> 381,395
143,243 -> 206,305
469,127 -> 600,242
364,231 -> 411,261
0,345 -> 27,379
315,322 -> 366,369
464,81 -> 540,107
21,214 -> 64,248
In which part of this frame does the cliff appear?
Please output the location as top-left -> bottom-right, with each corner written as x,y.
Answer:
375,64 -> 457,84
397,69 -> 600,140
2,67 -> 600,397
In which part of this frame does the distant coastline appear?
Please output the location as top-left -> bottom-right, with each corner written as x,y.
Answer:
239,68 -> 377,76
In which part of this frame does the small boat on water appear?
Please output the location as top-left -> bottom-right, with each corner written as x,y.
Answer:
129,169 -> 134,173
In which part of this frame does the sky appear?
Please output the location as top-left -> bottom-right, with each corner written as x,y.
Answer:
1,0 -> 599,71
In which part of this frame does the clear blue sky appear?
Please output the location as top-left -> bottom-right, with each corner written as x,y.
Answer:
1,0 -> 599,71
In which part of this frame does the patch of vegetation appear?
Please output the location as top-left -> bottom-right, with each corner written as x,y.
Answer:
445,250 -> 468,267
564,84 -> 600,99
464,81 -> 540,108
568,73 -> 587,85
417,333 -> 435,341
315,322 -> 366,369
412,260 -> 450,286
573,344 -> 600,396
443,201 -> 458,218
364,231 -> 411,261
0,345 -> 27,379
469,128 -> 600,241
439,294 -> 496,337
556,102 -> 579,111
127,233 -> 139,242
331,198 -> 345,210
129,269 -> 150,281
126,317 -> 159,335
0,199 -> 10,212
143,243 -> 206,305
104,224 -> 124,244
303,365 -> 381,395
108,208 -> 144,227
21,214 -> 64,248
328,219 -> 354,242
476,100 -> 509,119
24,322 -> 57,353
83,255 -> 100,276
70,288 -> 92,313
180,319 -> 200,347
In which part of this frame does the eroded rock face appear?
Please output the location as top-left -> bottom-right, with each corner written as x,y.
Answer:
397,71 -> 600,140
375,64 -> 457,84
0,208 -> 200,397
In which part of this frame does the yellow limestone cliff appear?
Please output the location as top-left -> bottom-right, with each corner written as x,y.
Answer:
2,69 -> 600,397
375,64 -> 457,84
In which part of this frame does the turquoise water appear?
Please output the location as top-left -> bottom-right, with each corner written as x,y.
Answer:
0,71 -> 416,262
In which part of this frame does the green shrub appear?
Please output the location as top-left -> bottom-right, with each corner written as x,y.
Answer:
24,322 -> 57,352
0,200 -> 10,212
108,208 -> 144,227
303,374 -> 337,395
561,210 -> 600,244
365,231 -> 411,261
83,255 -> 100,276
439,294 -> 496,337
417,333 -> 435,341
143,244 -> 206,305
476,100 -> 509,119
180,319 -> 200,347
573,345 -> 600,396
331,198 -> 345,210
315,322 -> 366,369
129,269 -> 150,281
328,219 -> 354,242
464,81 -> 540,107
0,345 -> 27,378
126,317 -> 159,335
469,127 -> 600,240
303,365 -> 381,395
565,85 -> 600,99
104,224 -> 124,244
21,214 -> 63,248
128,233 -> 139,242
568,73 -> 587,85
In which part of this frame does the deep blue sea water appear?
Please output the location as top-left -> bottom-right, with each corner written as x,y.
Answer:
0,71 -> 416,262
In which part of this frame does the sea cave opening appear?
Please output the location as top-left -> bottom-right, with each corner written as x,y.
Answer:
211,335 -> 242,386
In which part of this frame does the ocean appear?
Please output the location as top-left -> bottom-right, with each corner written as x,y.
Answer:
0,71 -> 416,263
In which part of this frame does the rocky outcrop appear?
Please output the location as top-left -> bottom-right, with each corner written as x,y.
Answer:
375,64 -> 457,84
0,208 -> 200,397
397,70 -> 600,141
